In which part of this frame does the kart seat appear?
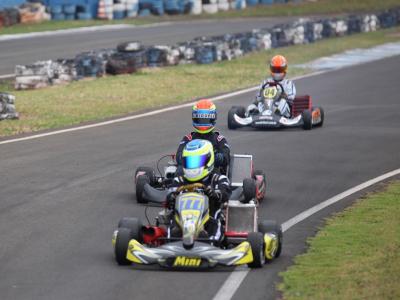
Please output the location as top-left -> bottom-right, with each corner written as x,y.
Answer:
292,95 -> 312,117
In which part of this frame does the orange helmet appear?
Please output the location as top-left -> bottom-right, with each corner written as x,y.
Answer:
270,55 -> 287,81
192,99 -> 217,134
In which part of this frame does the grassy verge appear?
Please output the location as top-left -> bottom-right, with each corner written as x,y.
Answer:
1,0 -> 399,36
0,27 -> 399,137
279,181 -> 400,300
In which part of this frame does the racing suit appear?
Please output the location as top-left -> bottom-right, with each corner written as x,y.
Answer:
176,131 -> 230,174
250,78 -> 296,118
167,172 -> 231,240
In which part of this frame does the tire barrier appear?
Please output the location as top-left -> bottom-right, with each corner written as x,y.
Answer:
106,43 -> 146,75
14,7 -> 400,90
0,93 -> 19,121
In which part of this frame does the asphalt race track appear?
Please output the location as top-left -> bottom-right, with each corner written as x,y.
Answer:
0,17 -> 296,76
0,54 -> 399,300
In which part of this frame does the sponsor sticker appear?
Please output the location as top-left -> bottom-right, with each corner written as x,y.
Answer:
256,121 -> 276,125
259,116 -> 273,120
173,256 -> 202,267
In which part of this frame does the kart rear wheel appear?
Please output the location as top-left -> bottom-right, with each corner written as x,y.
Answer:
118,217 -> 143,242
228,106 -> 244,130
243,178 -> 256,203
253,170 -> 266,202
258,220 -> 283,258
134,167 -> 156,185
247,232 -> 265,268
115,227 -> 132,265
136,175 -> 150,204
302,110 -> 312,130
313,106 -> 324,128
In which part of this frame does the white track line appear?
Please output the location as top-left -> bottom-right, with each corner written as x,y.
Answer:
0,70 -> 328,146
213,168 -> 400,300
0,74 -> 14,79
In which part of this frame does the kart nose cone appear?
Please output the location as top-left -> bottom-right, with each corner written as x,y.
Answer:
183,220 -> 196,249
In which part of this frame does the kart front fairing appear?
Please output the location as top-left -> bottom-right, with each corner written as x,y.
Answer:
234,109 -> 303,129
121,239 -> 254,268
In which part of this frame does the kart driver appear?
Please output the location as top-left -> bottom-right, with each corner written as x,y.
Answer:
249,55 -> 296,118
176,99 -> 230,174
168,139 -> 231,240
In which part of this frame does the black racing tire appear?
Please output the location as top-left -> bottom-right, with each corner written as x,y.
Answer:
258,220 -> 283,258
243,178 -> 256,203
236,106 -> 246,118
134,167 -> 156,185
302,110 -> 312,130
247,232 -> 265,268
115,227 -> 132,265
228,106 -> 243,130
253,170 -> 266,202
135,175 -> 150,204
118,217 -> 143,242
313,106 -> 324,128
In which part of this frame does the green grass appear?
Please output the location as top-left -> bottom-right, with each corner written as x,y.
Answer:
1,0 -> 399,36
279,181 -> 400,300
0,26 -> 399,137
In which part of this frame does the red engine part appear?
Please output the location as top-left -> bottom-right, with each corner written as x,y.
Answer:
142,226 -> 167,246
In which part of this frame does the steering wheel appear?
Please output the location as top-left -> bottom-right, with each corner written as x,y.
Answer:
261,81 -> 287,100
177,183 -> 205,193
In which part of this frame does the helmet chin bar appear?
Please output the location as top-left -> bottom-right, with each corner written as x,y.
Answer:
272,72 -> 285,81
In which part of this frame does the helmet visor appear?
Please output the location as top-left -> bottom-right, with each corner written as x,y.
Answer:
270,65 -> 287,74
183,153 -> 210,169
192,110 -> 216,127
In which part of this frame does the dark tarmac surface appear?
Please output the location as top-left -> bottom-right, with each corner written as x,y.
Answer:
0,55 -> 399,300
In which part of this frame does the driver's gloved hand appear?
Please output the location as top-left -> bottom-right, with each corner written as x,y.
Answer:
205,186 -> 221,201
215,152 -> 224,167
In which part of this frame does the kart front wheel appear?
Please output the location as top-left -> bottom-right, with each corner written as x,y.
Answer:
227,107 -> 244,130
302,110 -> 312,130
134,167 -> 156,185
258,220 -> 283,258
118,217 -> 143,242
247,232 -> 265,268
115,227 -> 132,266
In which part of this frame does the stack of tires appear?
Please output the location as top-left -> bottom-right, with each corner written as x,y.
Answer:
15,61 -> 53,90
202,0 -> 218,14
245,0 -> 258,6
126,0 -> 139,17
0,93 -> 19,121
138,0 -> 164,16
106,42 -> 147,75
19,3 -> 50,24
195,42 -> 217,64
231,0 -> 246,10
0,8 -> 20,27
75,52 -> 107,78
217,0 -> 229,11
191,0 -> 202,14
50,3 -> 92,20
